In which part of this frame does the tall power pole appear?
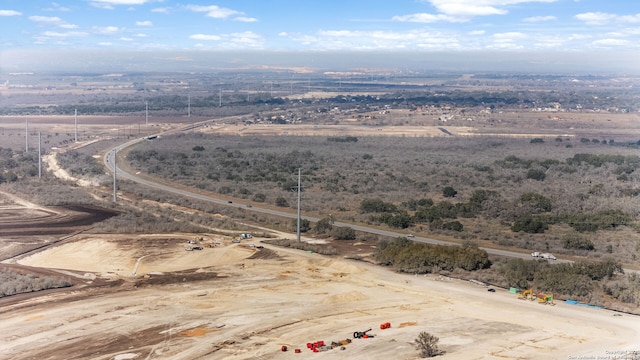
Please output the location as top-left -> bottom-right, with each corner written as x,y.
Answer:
113,149 -> 117,202
38,132 -> 42,178
297,168 -> 301,243
25,119 -> 28,152
145,101 -> 149,126
188,94 -> 191,117
74,108 -> 78,142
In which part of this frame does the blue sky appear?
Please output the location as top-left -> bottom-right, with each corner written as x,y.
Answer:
1,0 -> 639,51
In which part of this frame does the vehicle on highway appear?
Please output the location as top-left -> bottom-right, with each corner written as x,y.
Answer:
532,252 -> 556,260
407,234 -> 415,238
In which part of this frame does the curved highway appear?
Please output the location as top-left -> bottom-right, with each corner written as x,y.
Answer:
103,121 -> 636,273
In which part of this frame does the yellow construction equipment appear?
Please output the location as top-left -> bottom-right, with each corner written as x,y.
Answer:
537,293 -> 554,305
518,289 -> 534,300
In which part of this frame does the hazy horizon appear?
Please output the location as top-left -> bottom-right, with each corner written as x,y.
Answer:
2,49 -> 640,75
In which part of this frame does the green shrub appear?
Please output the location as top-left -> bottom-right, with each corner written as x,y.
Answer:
526,168 -> 546,181
360,198 -> 397,213
375,238 -> 490,273
332,226 -> 356,240
442,186 -> 457,198
275,196 -> 289,207
511,215 -> 549,233
520,192 -> 552,212
562,233 -> 595,251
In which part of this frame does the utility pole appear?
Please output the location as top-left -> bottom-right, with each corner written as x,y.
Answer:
25,119 -> 28,152
74,108 -> 78,142
219,89 -> 222,107
188,94 -> 191,117
38,132 -> 41,178
113,149 -> 117,202
145,101 -> 149,126
297,168 -> 301,243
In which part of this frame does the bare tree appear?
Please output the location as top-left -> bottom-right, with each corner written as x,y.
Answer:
415,331 -> 440,358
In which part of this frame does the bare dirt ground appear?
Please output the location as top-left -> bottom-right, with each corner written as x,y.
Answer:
1,196 -> 639,360
2,114 -> 640,359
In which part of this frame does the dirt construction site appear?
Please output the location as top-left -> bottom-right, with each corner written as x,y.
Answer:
0,194 -> 639,360
1,114 -> 640,359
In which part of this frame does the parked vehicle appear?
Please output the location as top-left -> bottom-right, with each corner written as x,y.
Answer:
532,252 -> 556,260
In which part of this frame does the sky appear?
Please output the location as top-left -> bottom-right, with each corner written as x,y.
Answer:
1,0 -> 640,72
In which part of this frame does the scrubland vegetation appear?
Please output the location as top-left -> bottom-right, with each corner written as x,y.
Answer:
0,269 -> 71,297
126,133 -> 640,264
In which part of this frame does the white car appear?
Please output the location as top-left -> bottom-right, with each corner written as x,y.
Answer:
407,234 -> 415,238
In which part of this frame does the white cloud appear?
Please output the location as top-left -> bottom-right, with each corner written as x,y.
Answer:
99,42 -> 113,46
392,13 -> 466,23
493,32 -> 528,40
395,0 -> 558,23
152,7 -> 170,14
92,0 -> 150,5
618,14 -> 640,23
228,31 -> 264,47
285,29 -> 461,51
523,15 -> 556,22
234,16 -> 258,22
94,26 -> 120,34
0,10 -> 21,16
136,33 -> 148,37
488,31 -> 527,49
468,30 -> 486,35
136,21 -> 153,26
29,16 -> 78,29
190,31 -> 265,49
189,34 -> 221,41
90,2 -> 114,10
41,31 -> 87,38
120,37 -> 134,41
44,3 -> 71,12
428,0 -> 558,17
575,12 -> 617,25
187,5 -> 240,19
592,38 -> 631,47
436,3 -> 507,16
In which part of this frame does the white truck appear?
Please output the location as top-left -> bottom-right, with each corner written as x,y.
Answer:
532,252 -> 556,260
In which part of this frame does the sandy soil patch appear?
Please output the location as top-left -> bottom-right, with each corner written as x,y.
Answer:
18,234 -> 252,277
2,236 -> 639,360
